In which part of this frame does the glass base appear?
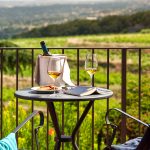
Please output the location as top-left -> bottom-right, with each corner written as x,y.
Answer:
48,90 -> 62,97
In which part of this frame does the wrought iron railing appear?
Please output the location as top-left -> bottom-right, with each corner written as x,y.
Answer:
0,47 -> 150,149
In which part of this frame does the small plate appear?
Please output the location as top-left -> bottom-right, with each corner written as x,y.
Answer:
31,86 -> 61,94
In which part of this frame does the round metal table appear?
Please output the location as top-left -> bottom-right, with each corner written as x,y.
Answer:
15,88 -> 113,150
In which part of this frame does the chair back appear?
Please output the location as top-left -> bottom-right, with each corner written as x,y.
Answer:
137,125 -> 150,150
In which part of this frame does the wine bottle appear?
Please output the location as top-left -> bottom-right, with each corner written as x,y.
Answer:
40,41 -> 51,56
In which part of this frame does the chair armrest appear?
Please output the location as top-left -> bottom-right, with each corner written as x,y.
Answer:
105,108 -> 149,127
12,110 -> 44,134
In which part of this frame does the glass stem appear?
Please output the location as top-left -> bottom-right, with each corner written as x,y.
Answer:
90,74 -> 94,87
54,80 -> 56,94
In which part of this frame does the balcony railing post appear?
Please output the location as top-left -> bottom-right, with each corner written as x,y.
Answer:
77,48 -> 80,146
92,48 -> 95,150
121,48 -> 127,142
16,49 -> 19,143
31,48 -> 34,150
138,49 -> 141,135
62,48 -> 65,150
106,48 -> 110,146
107,48 -> 110,110
0,49 -> 3,138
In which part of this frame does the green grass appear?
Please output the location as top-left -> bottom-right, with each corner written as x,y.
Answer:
83,33 -> 150,43
10,37 -> 68,48
7,33 -> 150,48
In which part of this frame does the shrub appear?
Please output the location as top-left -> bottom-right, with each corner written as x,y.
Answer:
140,28 -> 150,33
0,41 -> 32,76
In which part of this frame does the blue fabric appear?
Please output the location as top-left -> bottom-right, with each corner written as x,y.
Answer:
0,133 -> 17,150
111,137 -> 142,150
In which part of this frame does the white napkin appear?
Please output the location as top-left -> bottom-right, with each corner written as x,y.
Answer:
34,54 -> 74,86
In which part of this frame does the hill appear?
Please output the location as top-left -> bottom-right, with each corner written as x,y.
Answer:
0,0 -> 150,39
13,10 -> 150,38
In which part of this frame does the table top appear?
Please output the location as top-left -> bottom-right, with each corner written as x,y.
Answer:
14,88 -> 113,102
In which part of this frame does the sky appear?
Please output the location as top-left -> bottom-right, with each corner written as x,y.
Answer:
0,0 -> 119,7
0,0 -> 115,1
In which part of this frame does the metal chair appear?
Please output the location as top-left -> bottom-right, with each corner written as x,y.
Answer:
0,110 -> 44,150
103,108 -> 150,150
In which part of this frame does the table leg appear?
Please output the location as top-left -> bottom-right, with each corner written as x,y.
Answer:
47,102 -> 61,150
47,100 -> 94,150
72,100 -> 94,150
54,141 -> 61,150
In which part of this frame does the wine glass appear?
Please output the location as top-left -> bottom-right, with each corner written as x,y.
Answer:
47,57 -> 62,96
85,53 -> 98,87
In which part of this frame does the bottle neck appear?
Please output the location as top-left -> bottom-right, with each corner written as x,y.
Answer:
40,41 -> 51,56
41,44 -> 48,54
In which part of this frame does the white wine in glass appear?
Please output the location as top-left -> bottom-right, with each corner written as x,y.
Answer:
48,71 -> 61,80
85,53 -> 98,86
47,57 -> 62,96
